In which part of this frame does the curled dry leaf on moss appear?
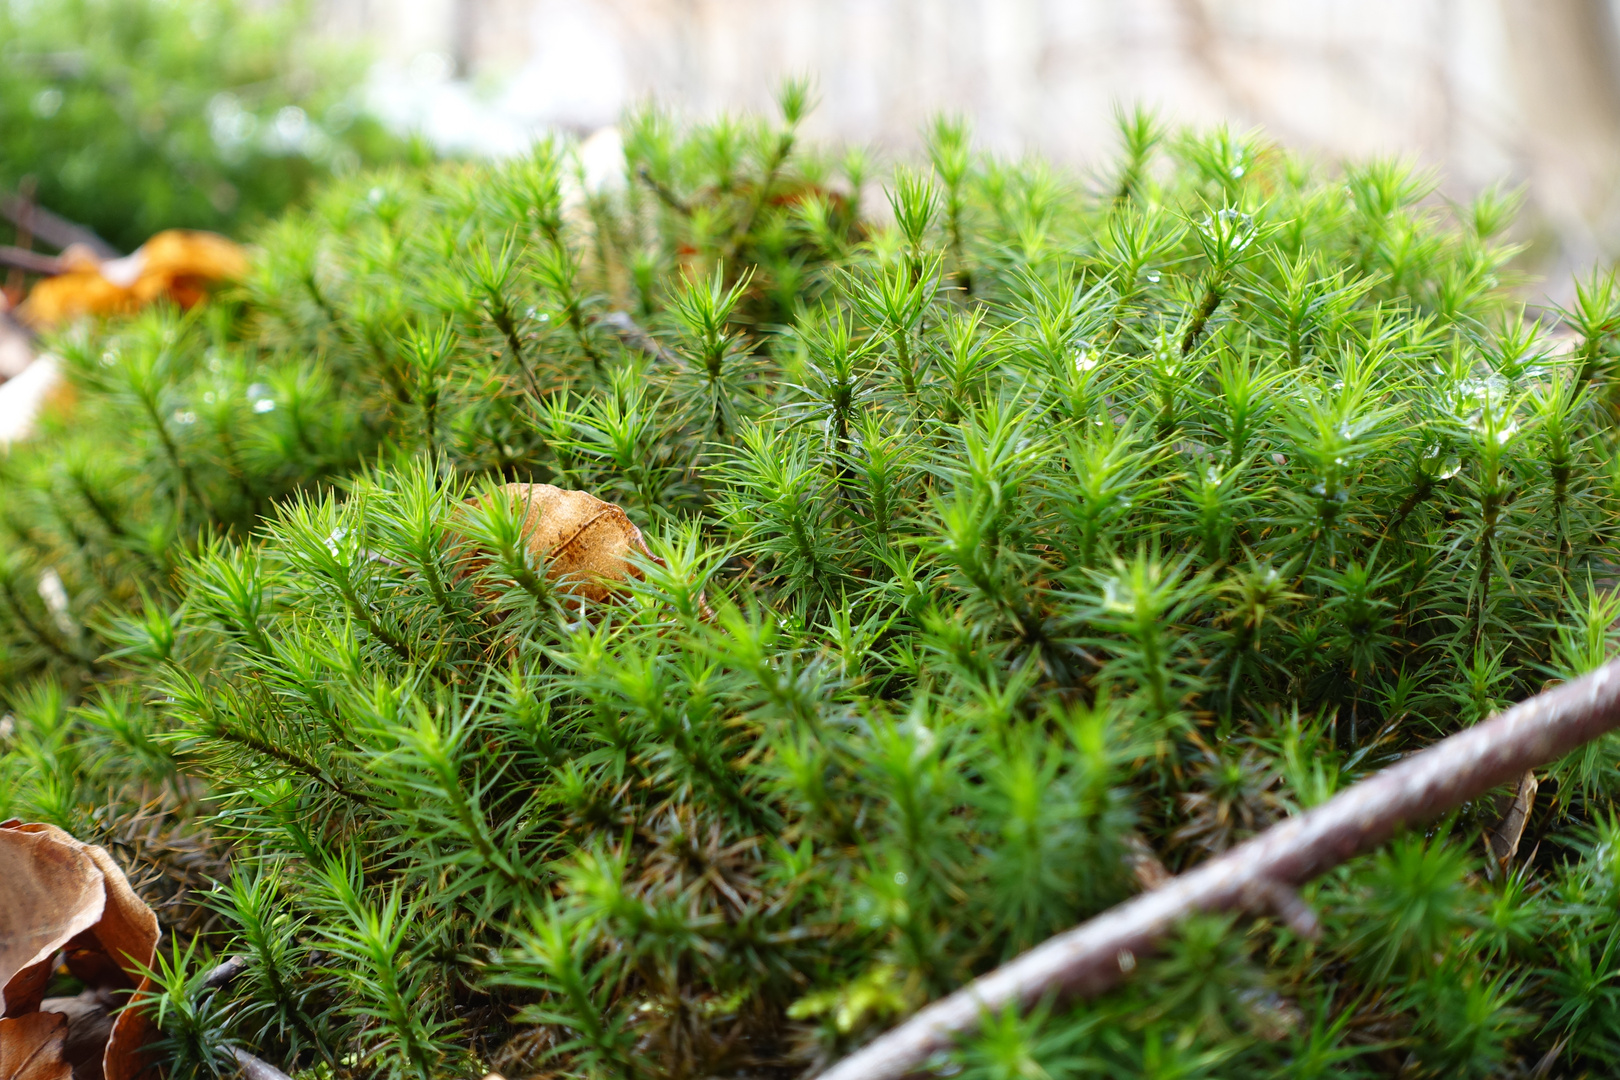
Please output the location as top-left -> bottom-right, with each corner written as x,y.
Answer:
462,482 -> 713,618
0,822 -> 159,1080
465,483 -> 654,604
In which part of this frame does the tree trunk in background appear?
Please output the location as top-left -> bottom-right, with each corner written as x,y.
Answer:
314,0 -> 1620,290
451,0 -> 477,78
1500,0 -> 1620,285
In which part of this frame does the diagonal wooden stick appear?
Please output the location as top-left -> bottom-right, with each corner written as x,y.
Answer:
0,246 -> 63,276
0,191 -> 120,260
233,1048 -> 295,1080
818,659 -> 1620,1080
597,310 -> 685,369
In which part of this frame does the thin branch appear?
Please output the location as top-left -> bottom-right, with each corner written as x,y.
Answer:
636,166 -> 693,217
597,310 -> 685,369
0,192 -> 120,260
819,658 -> 1620,1080
232,1048 -> 295,1080
4,176 -> 37,298
726,129 -> 796,261
202,955 -> 248,990
0,246 -> 63,276
207,723 -> 372,808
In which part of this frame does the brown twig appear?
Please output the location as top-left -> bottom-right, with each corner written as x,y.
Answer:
0,246 -> 64,276
202,954 -> 248,990
4,176 -> 37,300
232,1048 -> 295,1080
597,310 -> 685,369
818,658 -> 1620,1080
0,190 -> 120,260
635,166 -> 693,217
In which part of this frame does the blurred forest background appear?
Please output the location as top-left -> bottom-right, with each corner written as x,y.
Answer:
316,0 -> 1620,303
7,0 -> 1620,300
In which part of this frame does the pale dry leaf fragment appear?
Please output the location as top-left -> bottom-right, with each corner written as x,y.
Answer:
1487,769 -> 1538,865
0,1012 -> 73,1080
231,1049 -> 294,1080
0,309 -> 33,380
0,354 -> 65,450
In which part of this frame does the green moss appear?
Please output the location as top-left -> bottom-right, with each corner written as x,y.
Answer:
3,96 -> 1619,1078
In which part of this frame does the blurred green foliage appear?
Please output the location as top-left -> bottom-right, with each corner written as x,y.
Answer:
0,0 -> 404,252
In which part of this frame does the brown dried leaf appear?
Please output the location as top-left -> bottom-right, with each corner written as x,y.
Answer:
62,837 -> 158,996
37,991 -> 114,1080
0,827 -> 104,1015
126,231 -> 248,308
17,231 -> 247,328
0,1012 -> 72,1080
102,981 -> 156,1080
477,483 -> 653,603
0,823 -> 160,1080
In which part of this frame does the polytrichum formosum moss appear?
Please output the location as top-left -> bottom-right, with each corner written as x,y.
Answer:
4,89 -> 1620,1079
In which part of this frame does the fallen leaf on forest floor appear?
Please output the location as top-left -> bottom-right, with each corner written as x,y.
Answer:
0,822 -> 160,1080
457,483 -> 714,624
1487,769 -> 1538,866
17,231 -> 247,329
0,1012 -> 72,1080
466,483 -> 654,604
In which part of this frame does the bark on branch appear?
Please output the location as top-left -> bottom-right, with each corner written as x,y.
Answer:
0,192 -> 120,260
597,310 -> 685,369
232,1048 -> 294,1080
0,246 -> 64,276
202,955 -> 247,990
818,659 -> 1620,1080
